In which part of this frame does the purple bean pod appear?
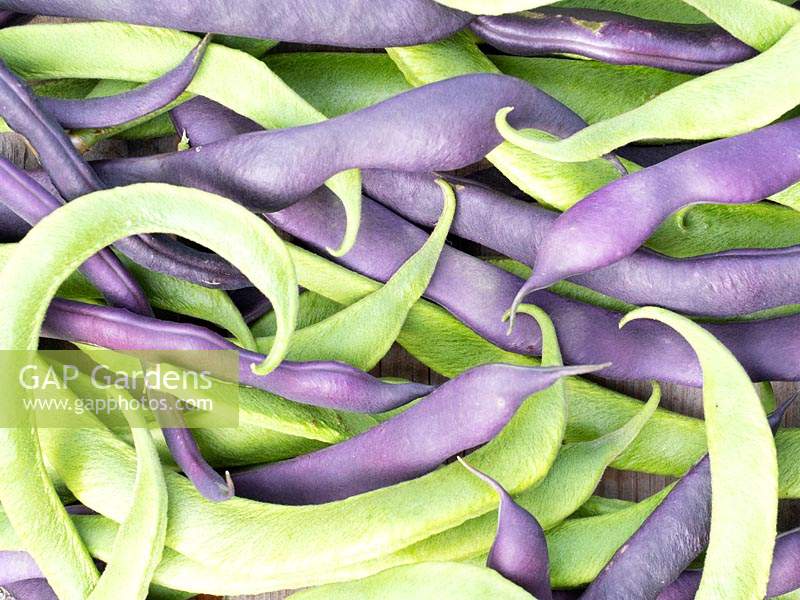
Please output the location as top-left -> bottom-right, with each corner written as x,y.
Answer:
38,35 -> 211,130
460,458 -> 553,600
1,578 -> 57,600
0,58 -> 251,290
472,8 -> 756,74
584,399 -> 793,600
93,73 -> 591,214
231,362 -> 603,505
0,58 -> 155,314
0,0 -> 473,47
364,169 -> 800,318
161,425 -> 234,502
511,117 -> 800,314
43,299 -> 433,413
170,96 -> 261,147
270,189 -> 800,386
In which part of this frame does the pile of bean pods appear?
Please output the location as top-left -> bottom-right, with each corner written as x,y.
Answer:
0,1 -> 799,598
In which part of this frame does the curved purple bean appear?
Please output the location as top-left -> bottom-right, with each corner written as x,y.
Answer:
170,96 -> 260,147
231,362 -> 602,505
38,35 -> 211,130
0,0 -> 473,48
460,458 -> 553,600
0,58 -> 158,314
43,299 -> 433,413
271,189 -> 800,386
511,117 -> 800,314
162,426 -> 234,502
364,169 -> 800,318
93,73 -> 590,214
584,399 -> 793,600
472,8 -> 756,74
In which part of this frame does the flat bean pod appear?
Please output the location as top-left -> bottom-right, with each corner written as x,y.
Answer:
38,35 -> 210,130
43,299 -> 431,414
472,8 -> 756,74
0,0 -> 473,48
271,189 -> 800,385
365,170 -> 800,318
622,308 -> 777,600
94,73 -> 588,214
0,182 -> 297,596
506,117 -> 800,309
495,20 -> 800,163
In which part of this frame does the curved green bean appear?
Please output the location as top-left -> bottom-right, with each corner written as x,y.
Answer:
497,21 -> 800,162
680,0 -> 800,50
256,180 -> 455,371
622,307 -> 777,600
87,409 -> 167,600
0,183 -> 296,595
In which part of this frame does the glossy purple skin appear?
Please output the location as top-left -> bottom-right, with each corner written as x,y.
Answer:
0,0 -> 473,48
462,460 -> 553,600
0,158 -> 152,315
38,35 -> 210,130
232,362 -> 597,505
517,117 -> 800,307
270,189 -> 800,386
94,73 -> 589,213
170,96 -> 261,146
586,401 -> 792,600
2,578 -> 57,600
42,299 -> 433,413
472,8 -> 756,74
365,170 -> 800,317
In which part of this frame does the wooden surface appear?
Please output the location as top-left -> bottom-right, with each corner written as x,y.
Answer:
3,25 -> 800,596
